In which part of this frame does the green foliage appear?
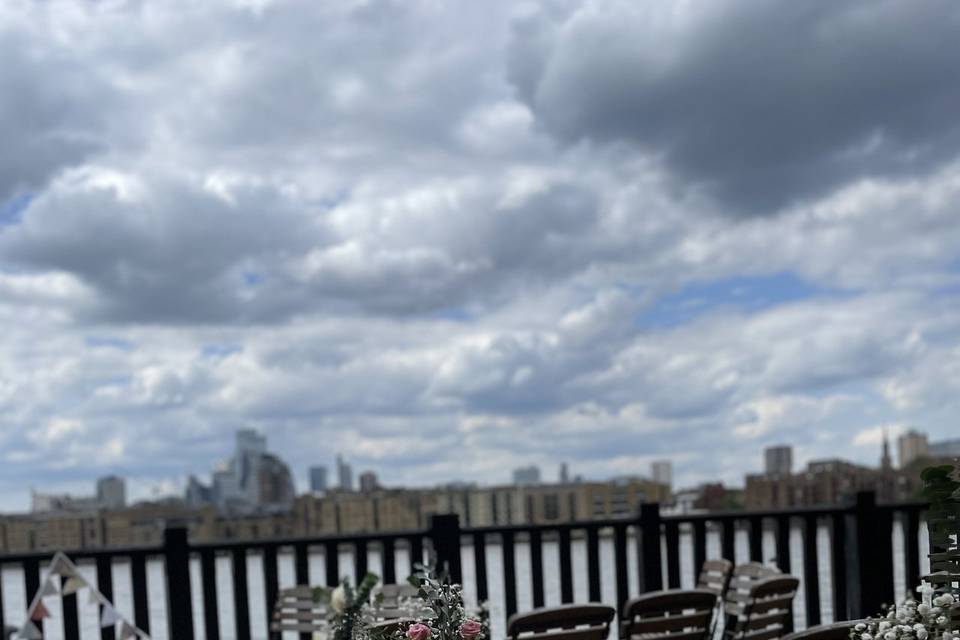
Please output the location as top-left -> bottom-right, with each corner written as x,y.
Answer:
921,462 -> 960,606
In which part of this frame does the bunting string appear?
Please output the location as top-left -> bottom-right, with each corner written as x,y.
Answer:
18,551 -> 150,639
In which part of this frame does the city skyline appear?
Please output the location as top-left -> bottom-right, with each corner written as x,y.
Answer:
2,2 -> 960,513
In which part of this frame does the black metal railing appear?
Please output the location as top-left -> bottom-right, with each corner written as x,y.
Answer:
0,491 -> 928,640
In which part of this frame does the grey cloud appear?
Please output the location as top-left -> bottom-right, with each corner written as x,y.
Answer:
509,0 -> 960,214
0,34 -> 106,203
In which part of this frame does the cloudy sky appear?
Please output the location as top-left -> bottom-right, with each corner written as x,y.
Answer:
2,0 -> 959,511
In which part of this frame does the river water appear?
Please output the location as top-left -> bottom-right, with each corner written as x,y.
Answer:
0,518 -> 929,640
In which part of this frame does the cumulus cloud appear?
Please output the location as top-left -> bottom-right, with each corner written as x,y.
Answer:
0,0 -> 958,508
508,0 -> 960,214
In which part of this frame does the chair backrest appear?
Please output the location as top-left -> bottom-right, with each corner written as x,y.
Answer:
507,604 -> 616,640
270,585 -> 328,635
697,559 -> 734,596
781,620 -> 862,640
620,589 -> 718,640
723,576 -> 799,640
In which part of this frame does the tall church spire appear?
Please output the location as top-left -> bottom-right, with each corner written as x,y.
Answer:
881,426 -> 892,470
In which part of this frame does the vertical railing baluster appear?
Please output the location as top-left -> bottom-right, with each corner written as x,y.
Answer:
558,528 -> 574,603
131,551 -> 150,636
776,516 -> 792,574
61,573 -> 79,640
803,515 -> 820,628
529,530 -> 544,608
97,555 -> 115,640
749,517 -> 763,563
693,520 -> 706,583
614,524 -> 629,615
325,541 -> 340,586
473,533 -> 488,603
200,549 -> 220,640
354,541 -> 367,582
381,538 -> 396,584
905,507 -> 920,594
502,532 -> 518,620
408,536 -> 424,572
294,542 -> 311,640
232,547 -> 251,640
721,519 -> 735,563
831,513 -> 848,622
665,521 -> 681,589
852,492 -> 893,618
24,558 -> 41,639
262,546 -> 279,640
586,526 -> 601,602
164,528 -> 195,640
639,503 -> 663,593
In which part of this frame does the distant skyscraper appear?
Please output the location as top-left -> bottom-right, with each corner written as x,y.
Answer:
764,446 -> 793,476
310,466 -> 328,493
96,475 -> 126,510
898,430 -> 929,467
337,455 -> 353,491
359,471 -> 379,493
651,460 -> 672,489
512,466 -> 541,485
559,462 -> 570,484
881,429 -> 893,470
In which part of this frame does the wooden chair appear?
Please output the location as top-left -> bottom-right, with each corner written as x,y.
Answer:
697,559 -> 733,597
507,603 -> 616,640
781,620 -> 862,640
620,588 -> 718,640
722,575 -> 799,640
372,583 -> 421,619
270,585 -> 328,637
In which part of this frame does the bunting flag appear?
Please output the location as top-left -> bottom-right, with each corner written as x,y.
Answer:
39,578 -> 59,597
18,551 -> 150,640
100,603 -> 121,628
62,575 -> 86,595
17,621 -> 42,640
48,555 -> 72,577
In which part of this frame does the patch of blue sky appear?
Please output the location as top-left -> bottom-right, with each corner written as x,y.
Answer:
0,192 -> 33,226
242,271 -> 263,286
637,271 -> 848,329
202,344 -> 242,358
85,336 -> 135,351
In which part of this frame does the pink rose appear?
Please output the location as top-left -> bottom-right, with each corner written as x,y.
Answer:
461,619 -> 483,640
407,623 -> 432,640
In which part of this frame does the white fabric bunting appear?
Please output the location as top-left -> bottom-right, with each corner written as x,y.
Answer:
19,551 -> 150,639
39,578 -> 58,597
62,575 -> 86,595
17,621 -> 42,639
100,603 -> 121,628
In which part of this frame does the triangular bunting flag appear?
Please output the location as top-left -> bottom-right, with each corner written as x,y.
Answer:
39,577 -> 58,597
119,621 -> 137,639
100,603 -> 121,628
89,588 -> 105,606
30,601 -> 50,621
48,554 -> 73,576
62,575 -> 86,595
18,621 -> 42,640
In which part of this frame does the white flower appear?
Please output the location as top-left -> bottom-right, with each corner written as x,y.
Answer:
330,586 -> 346,614
936,617 -> 947,626
885,632 -> 897,640
880,622 -> 892,632
918,604 -> 932,616
857,624 -> 868,632
918,629 -> 928,640
862,633 -> 873,640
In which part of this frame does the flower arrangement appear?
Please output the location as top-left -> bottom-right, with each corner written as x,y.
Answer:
399,564 -> 488,640
852,586 -> 959,640
314,573 -> 380,640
